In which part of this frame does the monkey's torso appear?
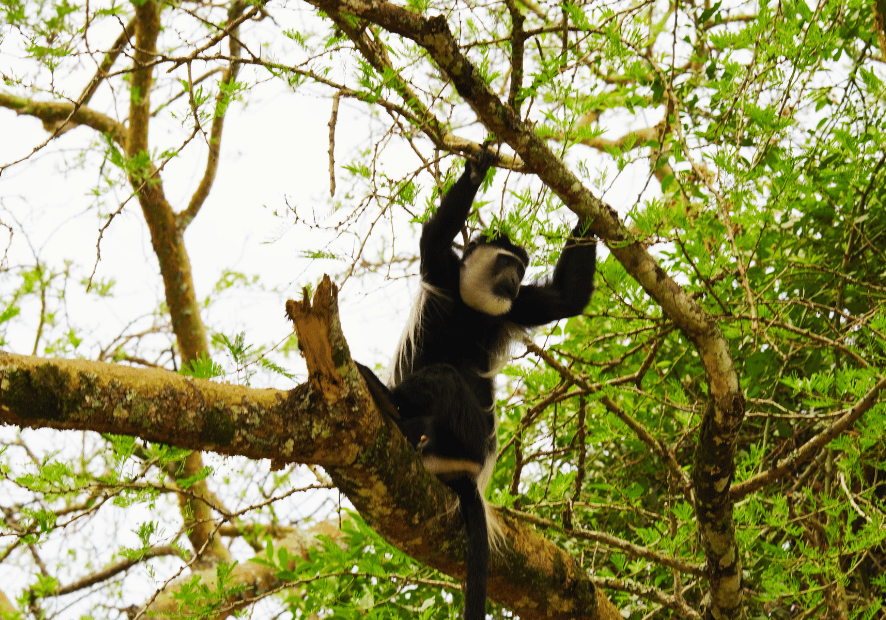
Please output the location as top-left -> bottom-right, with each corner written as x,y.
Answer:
407,279 -> 515,410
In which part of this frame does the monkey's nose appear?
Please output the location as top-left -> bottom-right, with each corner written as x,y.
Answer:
495,275 -> 519,299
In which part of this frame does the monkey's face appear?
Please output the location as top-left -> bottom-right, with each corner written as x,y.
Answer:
459,244 -> 526,316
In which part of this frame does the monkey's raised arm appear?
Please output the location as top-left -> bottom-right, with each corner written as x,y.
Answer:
419,156 -> 493,286
506,224 -> 597,327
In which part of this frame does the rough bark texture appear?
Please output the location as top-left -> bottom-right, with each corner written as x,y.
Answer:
128,0 -> 208,366
0,350 -> 362,467
0,93 -> 126,140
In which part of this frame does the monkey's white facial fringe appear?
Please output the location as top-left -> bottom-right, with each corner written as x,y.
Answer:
459,246 -> 517,316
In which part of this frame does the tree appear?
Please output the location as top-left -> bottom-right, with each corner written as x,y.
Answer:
2,0 -> 886,617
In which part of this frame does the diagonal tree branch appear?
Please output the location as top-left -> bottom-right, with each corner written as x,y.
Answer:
322,9 -> 450,150
76,17 -> 136,108
730,376 -> 886,499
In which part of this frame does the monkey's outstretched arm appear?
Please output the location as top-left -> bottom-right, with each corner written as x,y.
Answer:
507,224 -> 597,326
420,155 -> 493,285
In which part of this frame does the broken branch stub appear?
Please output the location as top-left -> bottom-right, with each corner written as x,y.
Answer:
285,274 -> 351,402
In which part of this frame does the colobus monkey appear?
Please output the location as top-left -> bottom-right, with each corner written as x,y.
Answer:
359,150 -> 597,620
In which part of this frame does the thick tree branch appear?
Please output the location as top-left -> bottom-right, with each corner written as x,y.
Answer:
504,0 -> 526,112
0,351 -> 363,466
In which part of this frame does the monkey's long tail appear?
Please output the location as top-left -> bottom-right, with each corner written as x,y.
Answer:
449,477 -> 490,620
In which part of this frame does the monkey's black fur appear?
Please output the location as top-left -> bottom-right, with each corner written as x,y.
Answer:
359,151 -> 597,620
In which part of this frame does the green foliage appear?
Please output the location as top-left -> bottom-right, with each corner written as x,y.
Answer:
252,515 -> 464,619
102,134 -> 154,183
181,351 -> 224,380
208,331 -> 296,384
214,79 -> 246,118
406,0 -> 429,13
171,563 -> 245,618
301,249 -> 341,260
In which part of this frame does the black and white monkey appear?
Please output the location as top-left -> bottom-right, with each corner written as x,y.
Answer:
358,150 -> 597,620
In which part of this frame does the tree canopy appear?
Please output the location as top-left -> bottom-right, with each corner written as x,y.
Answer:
1,0 -> 886,618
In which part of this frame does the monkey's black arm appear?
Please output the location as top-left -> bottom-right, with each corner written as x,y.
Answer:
420,157 -> 492,286
507,225 -> 597,326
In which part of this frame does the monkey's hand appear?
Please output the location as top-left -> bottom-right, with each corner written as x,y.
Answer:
468,149 -> 495,185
